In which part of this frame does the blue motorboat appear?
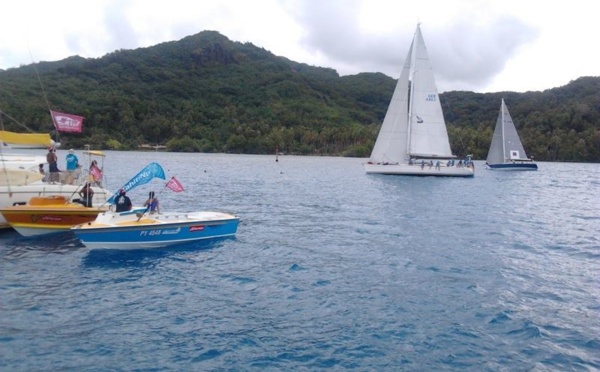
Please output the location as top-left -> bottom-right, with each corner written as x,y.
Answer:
72,208 -> 240,250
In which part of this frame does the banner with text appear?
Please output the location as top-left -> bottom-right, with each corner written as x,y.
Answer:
51,110 -> 84,133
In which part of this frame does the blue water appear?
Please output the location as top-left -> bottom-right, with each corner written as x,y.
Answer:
1,152 -> 599,371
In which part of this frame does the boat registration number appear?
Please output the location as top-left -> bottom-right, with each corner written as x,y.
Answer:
140,229 -> 162,236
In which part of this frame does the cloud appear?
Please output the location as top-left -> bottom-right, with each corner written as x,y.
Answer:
282,0 -> 538,92
0,0 -> 596,93
427,16 -> 539,91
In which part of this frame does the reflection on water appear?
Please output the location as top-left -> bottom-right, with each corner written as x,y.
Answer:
0,230 -> 83,260
81,237 -> 235,269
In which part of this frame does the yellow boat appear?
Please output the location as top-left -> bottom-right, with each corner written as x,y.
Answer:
0,195 -> 109,237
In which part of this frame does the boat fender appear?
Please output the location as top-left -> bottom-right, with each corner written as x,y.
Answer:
12,202 -> 26,206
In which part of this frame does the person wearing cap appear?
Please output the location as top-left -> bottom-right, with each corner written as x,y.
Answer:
65,149 -> 79,185
114,188 -> 132,212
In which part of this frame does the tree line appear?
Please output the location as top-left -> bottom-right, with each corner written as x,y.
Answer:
1,31 -> 598,162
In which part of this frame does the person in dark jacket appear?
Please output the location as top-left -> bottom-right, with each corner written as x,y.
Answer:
114,188 -> 132,212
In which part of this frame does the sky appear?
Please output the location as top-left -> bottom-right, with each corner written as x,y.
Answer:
1,0 -> 598,93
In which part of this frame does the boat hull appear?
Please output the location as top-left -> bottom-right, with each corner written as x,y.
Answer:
364,163 -> 474,177
0,184 -> 111,229
72,210 -> 240,250
486,163 -> 538,171
0,196 -> 108,237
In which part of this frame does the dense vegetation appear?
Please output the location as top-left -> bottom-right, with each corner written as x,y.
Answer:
1,31 -> 598,162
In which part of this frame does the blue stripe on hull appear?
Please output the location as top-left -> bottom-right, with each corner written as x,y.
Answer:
486,163 -> 538,171
74,220 -> 239,249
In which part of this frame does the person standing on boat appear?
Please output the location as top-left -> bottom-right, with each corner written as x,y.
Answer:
65,149 -> 79,185
74,182 -> 94,207
143,191 -> 160,214
89,160 -> 103,187
114,189 -> 132,212
46,147 -> 59,184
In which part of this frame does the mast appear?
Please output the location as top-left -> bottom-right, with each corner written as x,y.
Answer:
405,27 -> 419,158
406,72 -> 416,157
501,99 -> 506,161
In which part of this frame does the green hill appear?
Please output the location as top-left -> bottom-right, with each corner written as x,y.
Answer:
1,31 -> 598,162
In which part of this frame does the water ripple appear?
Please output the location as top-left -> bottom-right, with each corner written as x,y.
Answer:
1,155 -> 598,370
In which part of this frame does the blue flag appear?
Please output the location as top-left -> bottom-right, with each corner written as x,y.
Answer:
107,162 -> 166,203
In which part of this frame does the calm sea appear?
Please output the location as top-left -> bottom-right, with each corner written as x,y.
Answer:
1,152 -> 599,371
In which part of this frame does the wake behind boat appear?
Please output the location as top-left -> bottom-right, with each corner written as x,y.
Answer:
364,24 -> 474,177
486,99 -> 538,171
72,208 -> 240,250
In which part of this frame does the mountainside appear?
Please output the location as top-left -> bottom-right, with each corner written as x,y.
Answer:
1,31 -> 598,162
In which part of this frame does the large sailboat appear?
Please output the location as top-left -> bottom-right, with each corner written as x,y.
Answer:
485,99 -> 537,171
364,25 -> 474,177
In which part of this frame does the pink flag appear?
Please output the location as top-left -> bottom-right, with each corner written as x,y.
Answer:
51,110 -> 84,133
166,176 -> 184,192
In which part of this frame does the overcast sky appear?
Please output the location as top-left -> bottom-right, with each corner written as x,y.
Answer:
1,0 -> 598,93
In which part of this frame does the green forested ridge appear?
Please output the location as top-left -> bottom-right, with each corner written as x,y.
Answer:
1,31 -> 598,162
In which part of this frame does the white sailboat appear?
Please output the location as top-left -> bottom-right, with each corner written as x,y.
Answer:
364,25 -> 474,177
485,99 -> 537,171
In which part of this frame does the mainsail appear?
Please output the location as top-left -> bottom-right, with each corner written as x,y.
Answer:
369,24 -> 453,164
407,27 -> 453,158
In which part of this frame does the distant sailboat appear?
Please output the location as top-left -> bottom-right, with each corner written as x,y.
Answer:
364,24 -> 474,177
485,99 -> 537,171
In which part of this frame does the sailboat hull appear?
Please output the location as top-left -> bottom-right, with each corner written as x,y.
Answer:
486,163 -> 538,171
365,163 -> 474,177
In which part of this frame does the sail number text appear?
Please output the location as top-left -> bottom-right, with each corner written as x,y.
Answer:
426,94 -> 437,102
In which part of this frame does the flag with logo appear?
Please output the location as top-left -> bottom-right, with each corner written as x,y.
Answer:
107,162 -> 166,203
51,110 -> 84,133
166,176 -> 184,192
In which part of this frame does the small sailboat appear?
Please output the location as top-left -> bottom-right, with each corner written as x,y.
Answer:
364,25 -> 474,177
485,99 -> 537,171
